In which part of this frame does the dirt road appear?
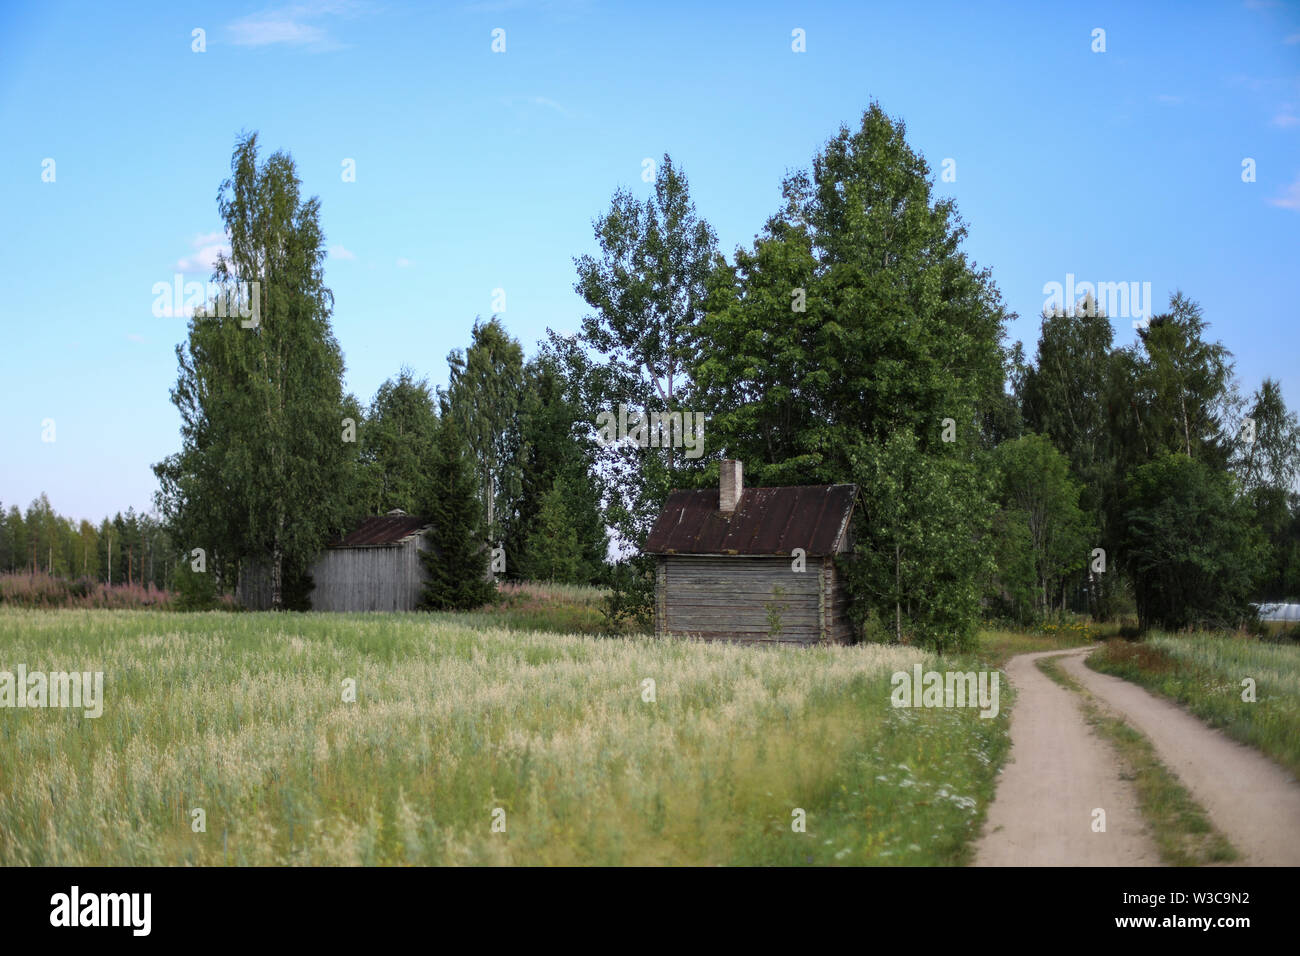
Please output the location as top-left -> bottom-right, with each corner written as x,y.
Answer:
1060,651 -> 1300,866
973,649 -> 1157,866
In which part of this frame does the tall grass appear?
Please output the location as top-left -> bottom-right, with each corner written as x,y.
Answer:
1088,633 -> 1300,779
0,572 -> 179,610
0,609 -> 1008,865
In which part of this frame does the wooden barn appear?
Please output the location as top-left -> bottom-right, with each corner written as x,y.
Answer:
238,510 -> 432,611
644,461 -> 859,645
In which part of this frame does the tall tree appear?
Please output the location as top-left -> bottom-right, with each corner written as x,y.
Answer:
501,354 -> 607,584
1018,301 -> 1119,616
1121,454 -> 1265,631
419,409 -> 496,611
567,153 -> 718,547
154,132 -> 351,609
986,433 -> 1093,621
446,317 -> 524,545
355,368 -> 440,517
695,103 -> 1009,649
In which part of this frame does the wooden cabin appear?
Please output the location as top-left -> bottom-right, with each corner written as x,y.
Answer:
644,461 -> 858,645
238,510 -> 432,611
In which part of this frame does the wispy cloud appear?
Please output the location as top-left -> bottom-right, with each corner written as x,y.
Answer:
228,1 -> 367,52
126,334 -> 146,344
330,244 -> 357,260
1273,111 -> 1300,127
1155,94 -> 1184,105
501,95 -> 576,118
395,257 -> 411,268
1268,173 -> 1300,210
176,231 -> 229,274
1285,33 -> 1300,44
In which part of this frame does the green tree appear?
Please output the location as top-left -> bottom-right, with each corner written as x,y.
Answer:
840,432 -> 993,651
516,476 -> 584,583
355,368 -> 440,516
565,153 -> 718,617
1120,454 -> 1265,631
446,317 -> 525,545
154,132 -> 352,609
1017,301 -> 1120,617
419,412 -> 496,611
502,354 -> 607,584
695,103 -> 1008,649
987,433 -> 1093,622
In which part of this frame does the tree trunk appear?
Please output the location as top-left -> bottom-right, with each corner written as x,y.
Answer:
895,543 -> 902,643
271,508 -> 285,610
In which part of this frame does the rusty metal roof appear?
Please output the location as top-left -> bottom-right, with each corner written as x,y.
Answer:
644,484 -> 858,556
328,514 -> 431,548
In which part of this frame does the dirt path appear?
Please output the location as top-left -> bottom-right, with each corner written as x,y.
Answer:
1060,651 -> 1300,866
973,649 -> 1158,866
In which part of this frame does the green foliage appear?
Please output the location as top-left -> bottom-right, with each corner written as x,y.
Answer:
446,316 -> 525,544
986,433 -> 1093,623
153,132 -> 353,609
695,104 -> 1007,650
353,368 -> 439,518
839,432 -> 992,653
172,558 -> 219,611
502,355 -> 607,584
1120,454 -> 1266,631
516,476 -> 584,584
419,414 -> 497,611
565,152 -> 718,619
601,555 -> 657,635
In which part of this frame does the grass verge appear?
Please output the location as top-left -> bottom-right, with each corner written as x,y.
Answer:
1087,635 -> 1300,780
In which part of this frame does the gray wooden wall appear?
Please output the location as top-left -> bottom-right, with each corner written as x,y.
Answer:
655,554 -> 851,644
309,536 -> 430,612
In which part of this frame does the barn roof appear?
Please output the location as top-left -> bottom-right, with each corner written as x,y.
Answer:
644,484 -> 858,556
328,513 -> 430,549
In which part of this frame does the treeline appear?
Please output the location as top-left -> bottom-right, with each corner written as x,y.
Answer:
0,495 -> 172,590
134,108 -> 1300,639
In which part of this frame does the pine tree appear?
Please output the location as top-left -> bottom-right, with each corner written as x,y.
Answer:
419,415 -> 497,611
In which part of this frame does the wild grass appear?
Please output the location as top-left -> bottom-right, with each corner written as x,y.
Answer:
0,572 -> 179,610
1088,634 -> 1300,780
451,581 -> 614,636
0,609 -> 1009,866
975,625 -> 1100,667
1036,654 -> 1236,865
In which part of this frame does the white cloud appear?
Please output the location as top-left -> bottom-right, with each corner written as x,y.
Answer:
228,1 -> 367,51
176,232 -> 229,274
396,257 -> 411,268
1273,112 -> 1300,127
330,244 -> 356,260
126,334 -> 146,344
1268,173 -> 1300,210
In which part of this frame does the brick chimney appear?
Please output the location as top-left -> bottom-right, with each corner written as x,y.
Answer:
719,459 -> 743,514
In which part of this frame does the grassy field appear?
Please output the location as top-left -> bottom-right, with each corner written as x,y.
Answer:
1088,634 -> 1300,779
0,608 -> 1011,866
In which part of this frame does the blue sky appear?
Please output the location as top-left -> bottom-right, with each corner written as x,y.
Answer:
1,0 -> 1297,522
